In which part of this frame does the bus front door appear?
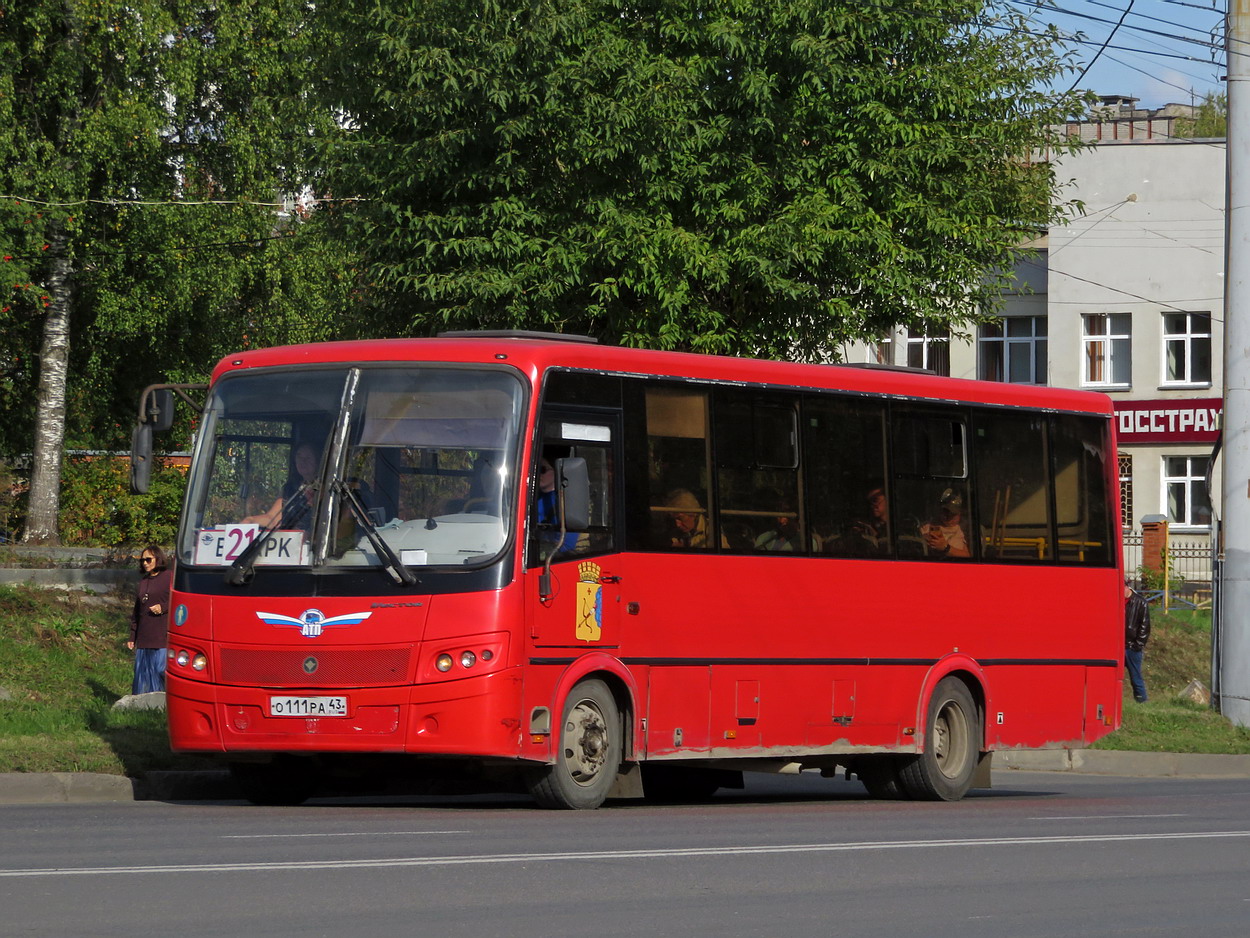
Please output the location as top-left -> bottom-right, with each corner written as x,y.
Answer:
526,411 -> 623,650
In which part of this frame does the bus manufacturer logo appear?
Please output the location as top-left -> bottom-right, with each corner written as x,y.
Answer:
255,608 -> 373,638
303,656 -> 318,674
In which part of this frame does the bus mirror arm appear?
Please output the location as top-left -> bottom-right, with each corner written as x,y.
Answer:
335,479 -> 419,587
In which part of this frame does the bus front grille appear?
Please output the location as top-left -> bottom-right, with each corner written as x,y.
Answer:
218,647 -> 411,687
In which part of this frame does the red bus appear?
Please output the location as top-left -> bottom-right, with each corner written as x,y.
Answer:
149,331 -> 1123,808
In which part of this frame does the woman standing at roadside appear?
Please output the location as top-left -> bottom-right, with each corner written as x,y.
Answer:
128,546 -> 172,694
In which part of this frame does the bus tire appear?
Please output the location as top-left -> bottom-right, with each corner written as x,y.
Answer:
854,756 -> 913,800
527,679 -> 620,809
900,677 -> 980,802
229,758 -> 318,806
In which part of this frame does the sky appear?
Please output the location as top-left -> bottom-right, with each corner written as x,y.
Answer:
1014,0 -> 1226,109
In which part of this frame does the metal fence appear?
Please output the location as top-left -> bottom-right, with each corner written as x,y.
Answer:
1123,530 -> 1214,590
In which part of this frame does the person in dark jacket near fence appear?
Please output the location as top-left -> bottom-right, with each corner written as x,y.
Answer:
128,545 -> 172,694
1125,581 -> 1152,703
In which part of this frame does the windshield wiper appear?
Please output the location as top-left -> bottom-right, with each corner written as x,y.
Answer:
224,484 -> 315,586
335,479 -> 419,586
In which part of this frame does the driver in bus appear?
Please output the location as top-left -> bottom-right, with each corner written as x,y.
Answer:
535,453 -> 580,556
242,441 -> 321,529
922,487 -> 971,559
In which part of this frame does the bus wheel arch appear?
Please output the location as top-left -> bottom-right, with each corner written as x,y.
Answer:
545,656 -> 639,762
901,673 -> 983,802
527,676 -> 625,809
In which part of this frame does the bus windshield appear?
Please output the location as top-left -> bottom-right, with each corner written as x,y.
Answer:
179,366 -> 525,573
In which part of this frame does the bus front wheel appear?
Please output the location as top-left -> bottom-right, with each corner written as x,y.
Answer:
527,679 -> 621,810
899,677 -> 980,802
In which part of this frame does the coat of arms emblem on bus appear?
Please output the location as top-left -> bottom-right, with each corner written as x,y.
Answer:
575,562 -> 603,642
255,608 -> 372,638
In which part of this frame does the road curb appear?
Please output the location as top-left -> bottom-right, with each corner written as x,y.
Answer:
3,750 -> 1250,805
995,749 -> 1250,778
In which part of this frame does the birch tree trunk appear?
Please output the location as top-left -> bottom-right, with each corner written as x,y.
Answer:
22,231 -> 73,545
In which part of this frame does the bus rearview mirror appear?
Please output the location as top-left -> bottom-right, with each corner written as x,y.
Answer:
130,422 -> 153,494
557,457 -> 589,531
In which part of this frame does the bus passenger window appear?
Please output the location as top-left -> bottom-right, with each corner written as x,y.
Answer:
804,398 -> 888,557
713,392 -> 801,552
646,387 -> 715,551
1050,415 -> 1113,565
891,411 -> 973,560
974,411 -> 1051,561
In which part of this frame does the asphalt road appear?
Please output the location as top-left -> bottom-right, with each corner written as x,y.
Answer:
4,770 -> 1250,938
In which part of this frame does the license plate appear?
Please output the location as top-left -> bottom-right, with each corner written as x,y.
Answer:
269,696 -> 347,717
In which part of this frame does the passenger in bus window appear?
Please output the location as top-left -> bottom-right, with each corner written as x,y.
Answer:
536,455 -> 579,556
825,484 -> 889,556
753,490 -> 800,552
922,487 -> 971,558
666,489 -> 712,549
242,441 -> 320,528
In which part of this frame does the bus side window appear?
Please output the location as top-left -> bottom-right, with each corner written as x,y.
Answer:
713,391 -> 801,552
1050,414 -> 1114,565
804,397 -> 888,557
645,386 -> 715,551
974,410 -> 1052,561
891,411 -> 974,560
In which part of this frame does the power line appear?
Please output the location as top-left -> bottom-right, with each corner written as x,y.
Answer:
1065,0 -> 1136,92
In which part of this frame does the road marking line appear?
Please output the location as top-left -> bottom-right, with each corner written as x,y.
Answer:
1031,814 -> 1188,820
3,830 -> 1250,878
222,831 -> 470,839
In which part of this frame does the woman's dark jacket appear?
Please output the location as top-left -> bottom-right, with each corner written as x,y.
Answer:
130,567 -> 172,649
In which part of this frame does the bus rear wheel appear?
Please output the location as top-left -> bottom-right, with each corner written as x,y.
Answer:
853,756 -> 913,800
899,677 -> 980,802
527,679 -> 621,809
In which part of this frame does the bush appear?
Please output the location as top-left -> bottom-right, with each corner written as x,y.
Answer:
55,455 -> 186,548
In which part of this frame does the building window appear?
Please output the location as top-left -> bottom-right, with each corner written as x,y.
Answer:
979,316 -> 1047,384
1083,313 -> 1132,387
1118,453 -> 1133,530
868,335 -> 892,365
1163,455 -> 1212,528
906,327 -> 950,376
1162,312 -> 1211,386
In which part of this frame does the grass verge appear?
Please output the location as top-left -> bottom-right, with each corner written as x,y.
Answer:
1092,605 -> 1250,753
0,584 -> 215,775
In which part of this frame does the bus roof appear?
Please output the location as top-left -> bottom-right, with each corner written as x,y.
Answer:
210,333 -> 1113,416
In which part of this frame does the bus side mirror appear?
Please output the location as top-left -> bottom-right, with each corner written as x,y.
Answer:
131,422 -> 153,494
145,388 -> 176,433
557,457 -> 589,532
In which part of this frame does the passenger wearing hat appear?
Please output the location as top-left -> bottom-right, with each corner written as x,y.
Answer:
922,487 -> 971,558
666,489 -> 712,549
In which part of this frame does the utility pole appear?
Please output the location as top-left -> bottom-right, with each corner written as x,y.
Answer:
1221,0 -> 1250,725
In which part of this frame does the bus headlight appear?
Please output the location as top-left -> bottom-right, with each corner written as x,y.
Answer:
435,653 -> 454,672
459,650 -> 477,669
191,653 -> 207,671
175,650 -> 189,667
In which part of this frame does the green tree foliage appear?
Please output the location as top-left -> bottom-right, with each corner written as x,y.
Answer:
56,456 -> 185,547
1174,92 -> 1227,139
322,0 -> 1087,358
0,0 -> 356,540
